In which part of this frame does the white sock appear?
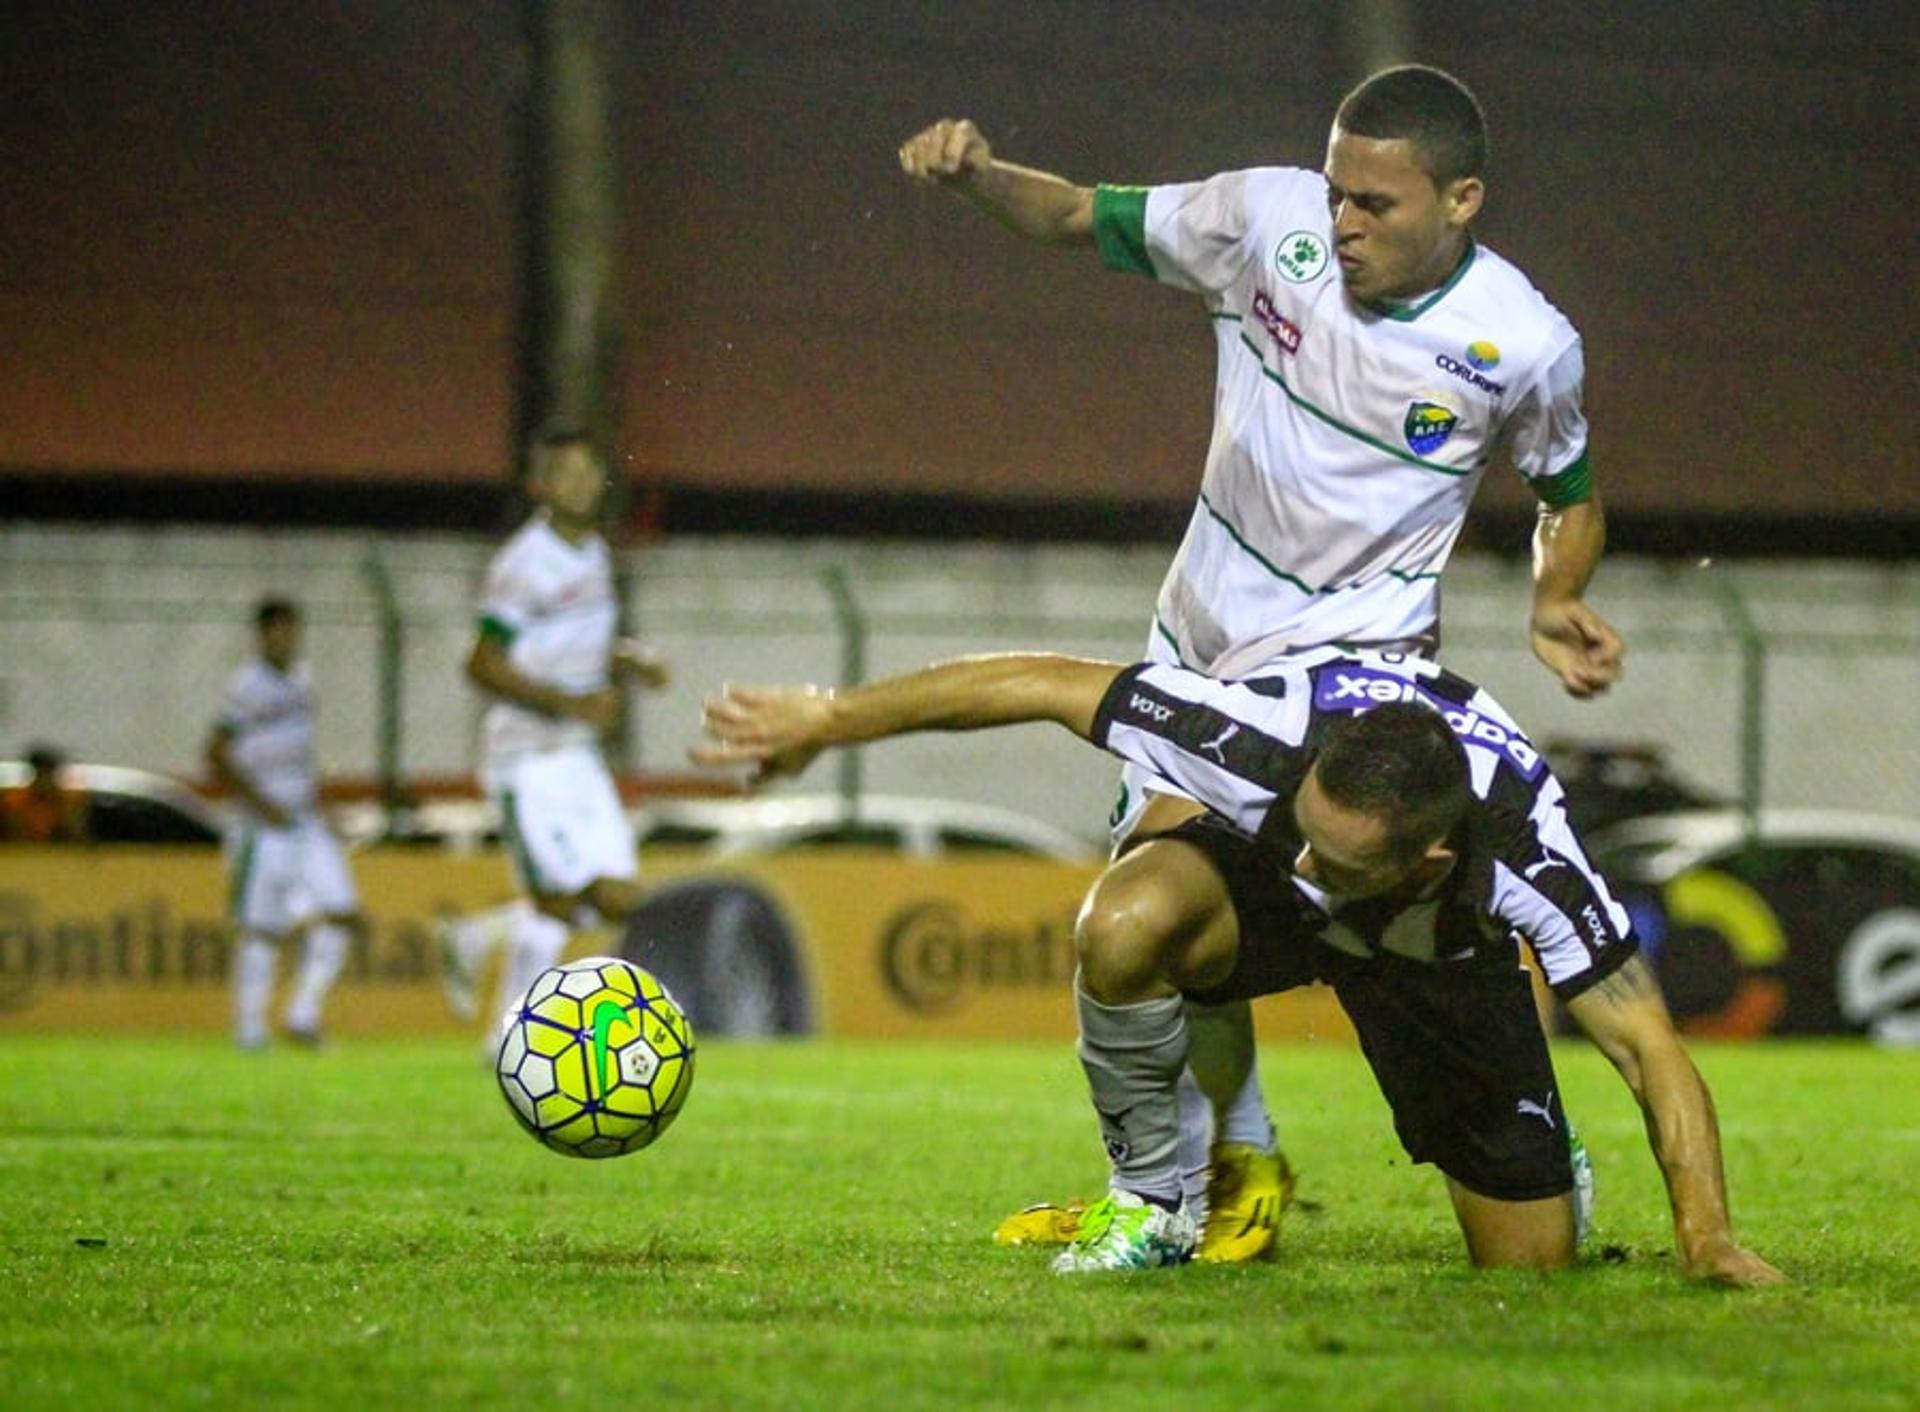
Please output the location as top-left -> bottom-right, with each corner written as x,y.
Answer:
284,922 -> 349,1033
1075,978 -> 1189,1208
1217,1067 -> 1277,1151
445,909 -> 501,976
1185,999 -> 1276,1152
497,908 -> 571,1035
233,935 -> 277,1047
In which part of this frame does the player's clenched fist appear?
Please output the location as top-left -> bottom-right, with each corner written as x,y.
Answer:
898,118 -> 992,184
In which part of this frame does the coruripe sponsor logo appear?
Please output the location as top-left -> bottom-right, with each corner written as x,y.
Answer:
1434,353 -> 1507,396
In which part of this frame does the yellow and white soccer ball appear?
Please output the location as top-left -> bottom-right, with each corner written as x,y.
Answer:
495,956 -> 695,1158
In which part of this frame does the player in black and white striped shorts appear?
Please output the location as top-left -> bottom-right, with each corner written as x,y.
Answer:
695,646 -> 1785,1285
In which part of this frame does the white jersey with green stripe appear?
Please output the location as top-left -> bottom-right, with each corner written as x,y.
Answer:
1093,170 -> 1591,672
478,514 -> 618,770
216,657 -> 319,820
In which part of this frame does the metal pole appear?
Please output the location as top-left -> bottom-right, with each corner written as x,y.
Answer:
820,566 -> 867,818
359,549 -> 405,837
1337,0 -> 1414,80
1709,570 -> 1766,848
514,0 -> 625,475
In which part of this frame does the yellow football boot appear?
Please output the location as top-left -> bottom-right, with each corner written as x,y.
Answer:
991,1200 -> 1088,1246
1197,1143 -> 1296,1263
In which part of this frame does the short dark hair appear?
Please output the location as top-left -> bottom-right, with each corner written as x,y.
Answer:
527,424 -> 604,481
25,743 -> 65,775
1314,702 -> 1469,857
254,596 -> 299,629
1334,64 -> 1488,186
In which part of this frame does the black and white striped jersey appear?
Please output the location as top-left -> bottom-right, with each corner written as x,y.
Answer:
1091,647 -> 1637,1000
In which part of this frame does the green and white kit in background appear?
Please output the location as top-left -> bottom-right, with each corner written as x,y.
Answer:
217,655 -> 357,1046
471,513 -> 639,1037
478,514 -> 639,900
219,656 -> 360,933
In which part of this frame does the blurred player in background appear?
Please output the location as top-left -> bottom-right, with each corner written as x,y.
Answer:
0,744 -> 90,842
696,650 -> 1781,1286
899,65 -> 1624,1259
448,427 -> 670,1044
206,597 -> 364,1049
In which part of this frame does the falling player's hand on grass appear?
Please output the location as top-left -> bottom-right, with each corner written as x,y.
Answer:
899,118 -> 992,184
1530,599 -> 1625,699
693,683 -> 833,784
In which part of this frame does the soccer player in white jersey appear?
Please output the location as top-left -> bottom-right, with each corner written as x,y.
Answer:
206,597 -> 364,1050
453,428 -> 670,1040
898,65 -> 1625,1259
695,652 -> 1783,1287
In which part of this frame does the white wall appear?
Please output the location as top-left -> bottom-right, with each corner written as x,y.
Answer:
2,523 -> 1915,845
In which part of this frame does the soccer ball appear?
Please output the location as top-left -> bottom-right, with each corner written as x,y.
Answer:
495,956 -> 695,1158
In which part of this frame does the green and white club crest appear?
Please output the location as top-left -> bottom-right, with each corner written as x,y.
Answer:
1274,230 -> 1329,283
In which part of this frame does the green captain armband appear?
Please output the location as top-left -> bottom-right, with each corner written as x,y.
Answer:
1532,451 -> 1594,508
1092,185 -> 1154,277
478,614 -> 517,647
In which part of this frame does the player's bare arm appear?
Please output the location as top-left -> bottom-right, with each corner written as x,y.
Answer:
466,634 -> 620,735
1563,955 -> 1786,1287
694,653 -> 1124,782
1531,494 -> 1626,699
204,727 -> 291,827
898,119 -> 1095,245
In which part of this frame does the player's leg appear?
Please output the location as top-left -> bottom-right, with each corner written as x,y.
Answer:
1125,788 -> 1290,1261
232,930 -> 280,1051
497,896 -> 573,1041
494,748 -> 640,1042
437,900 -> 525,1022
282,824 -> 361,1045
230,825 -> 290,1051
1185,997 -> 1296,1262
582,875 -> 644,928
1328,953 -> 1579,1272
574,752 -> 644,938
1053,835 -> 1244,1272
282,912 -> 355,1045
1445,1180 -> 1577,1271
997,802 -> 1296,1258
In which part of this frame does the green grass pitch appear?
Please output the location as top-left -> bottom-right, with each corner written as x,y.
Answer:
2,1035 -> 1915,1410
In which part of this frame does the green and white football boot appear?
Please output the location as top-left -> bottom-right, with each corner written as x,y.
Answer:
1050,1191 -> 1197,1274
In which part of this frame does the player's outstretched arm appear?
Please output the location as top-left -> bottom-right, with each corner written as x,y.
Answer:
1563,955 -> 1787,1287
897,119 -> 1096,246
693,653 -> 1125,783
1530,494 -> 1626,699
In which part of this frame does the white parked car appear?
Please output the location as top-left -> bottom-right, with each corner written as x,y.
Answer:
340,792 -> 1099,861
0,759 -> 225,845
634,794 -> 1098,861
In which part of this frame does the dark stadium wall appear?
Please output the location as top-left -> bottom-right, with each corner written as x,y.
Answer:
2,0 -> 1916,530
